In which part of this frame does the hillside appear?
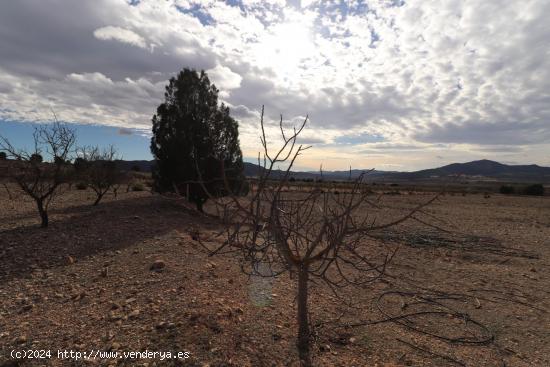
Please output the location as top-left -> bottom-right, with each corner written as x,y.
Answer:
243,159 -> 550,183
8,158 -> 544,183
390,159 -> 550,182
114,160 -> 154,173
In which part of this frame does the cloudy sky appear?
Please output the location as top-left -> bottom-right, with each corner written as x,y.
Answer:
1,0 -> 549,171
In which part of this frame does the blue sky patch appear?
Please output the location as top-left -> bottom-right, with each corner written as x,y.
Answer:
0,120 -> 152,161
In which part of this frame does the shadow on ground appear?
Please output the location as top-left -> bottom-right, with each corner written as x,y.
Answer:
0,195 -> 213,282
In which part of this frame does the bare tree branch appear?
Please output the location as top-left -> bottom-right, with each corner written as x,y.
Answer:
0,120 -> 76,227
185,106 -> 438,366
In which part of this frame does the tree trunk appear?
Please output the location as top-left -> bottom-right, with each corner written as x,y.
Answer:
2,183 -> 12,200
195,199 -> 204,213
297,263 -> 311,366
93,192 -> 104,206
36,199 -> 48,228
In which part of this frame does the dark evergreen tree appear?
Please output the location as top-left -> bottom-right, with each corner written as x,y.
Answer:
150,68 -> 244,212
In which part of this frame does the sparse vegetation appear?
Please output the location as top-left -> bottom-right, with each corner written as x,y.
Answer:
1,181 -> 549,366
2,3 -> 550,366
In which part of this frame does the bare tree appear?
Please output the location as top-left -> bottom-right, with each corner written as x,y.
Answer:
76,145 -> 120,206
194,107 -> 438,365
0,153 -> 13,199
0,121 -> 76,227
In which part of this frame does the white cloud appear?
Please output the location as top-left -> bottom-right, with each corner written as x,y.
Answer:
1,0 -> 550,168
0,68 -> 165,129
93,26 -> 147,49
207,64 -> 243,91
242,0 -> 286,6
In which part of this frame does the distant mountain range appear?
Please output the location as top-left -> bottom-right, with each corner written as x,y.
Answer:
115,160 -> 154,172
387,159 -> 550,182
241,162 -> 391,180
118,159 -> 550,183
244,159 -> 550,182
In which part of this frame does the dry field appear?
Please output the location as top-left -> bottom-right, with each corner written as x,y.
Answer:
0,184 -> 549,366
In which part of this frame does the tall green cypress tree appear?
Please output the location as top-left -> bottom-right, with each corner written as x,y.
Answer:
150,68 -> 244,212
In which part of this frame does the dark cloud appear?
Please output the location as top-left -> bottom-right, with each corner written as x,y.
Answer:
358,143 -> 428,154
0,0 -> 216,82
474,146 -> 524,153
229,104 -> 258,120
296,136 -> 327,145
334,132 -> 385,145
118,127 -> 133,135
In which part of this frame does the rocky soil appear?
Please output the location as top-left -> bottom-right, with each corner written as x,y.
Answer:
0,185 -> 549,366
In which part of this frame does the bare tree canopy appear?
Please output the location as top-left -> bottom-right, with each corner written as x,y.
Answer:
192,106 -> 439,365
75,145 -> 120,206
0,121 -> 76,227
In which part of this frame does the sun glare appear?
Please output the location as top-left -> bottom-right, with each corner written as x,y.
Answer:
255,21 -> 315,79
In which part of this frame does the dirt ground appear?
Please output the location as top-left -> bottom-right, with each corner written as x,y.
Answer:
0,185 -> 549,366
